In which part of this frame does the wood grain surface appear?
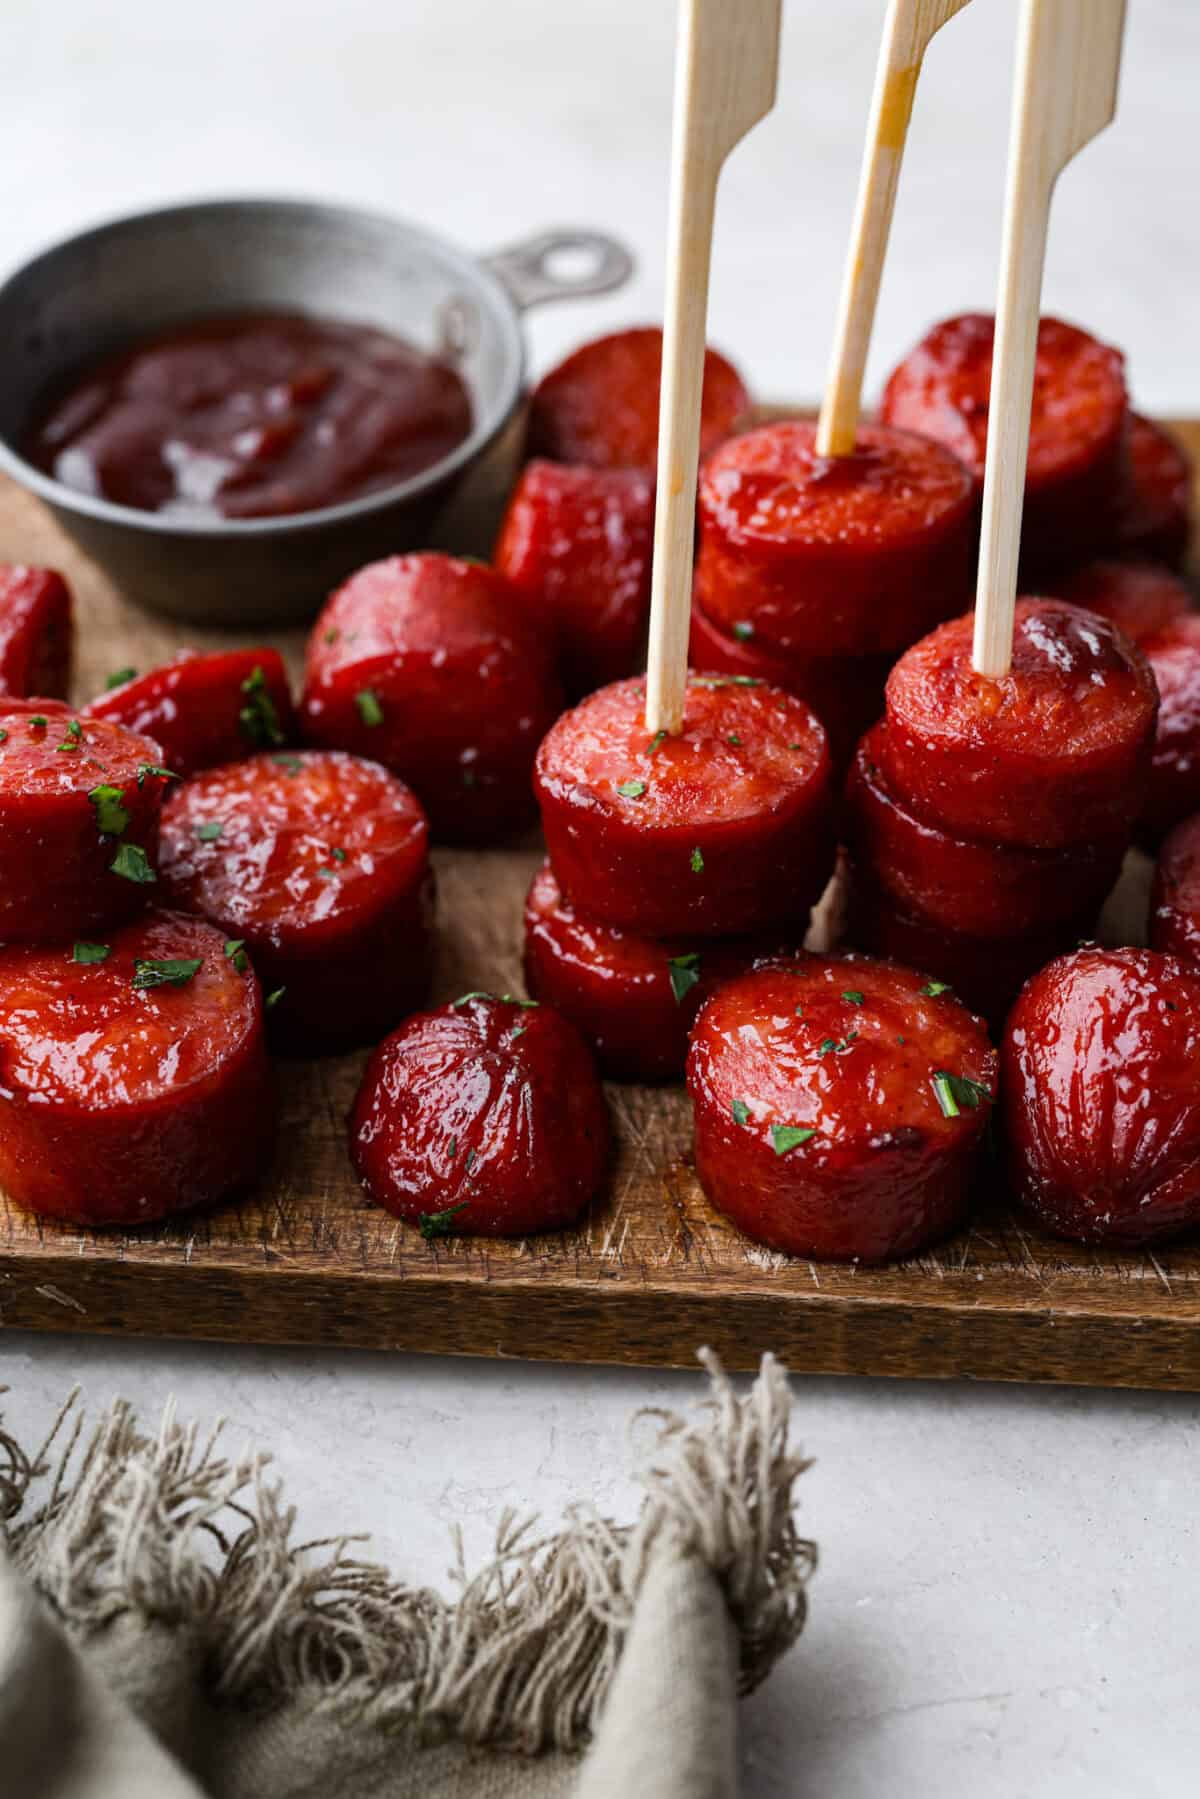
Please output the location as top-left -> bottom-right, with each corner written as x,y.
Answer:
0,419 -> 1197,1391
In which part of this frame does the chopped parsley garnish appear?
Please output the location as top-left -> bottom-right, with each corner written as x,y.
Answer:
691,674 -> 763,690
136,763 -> 179,787
616,779 -> 646,799
195,820 -> 224,842
355,688 -> 384,728
842,990 -> 865,1006
419,1201 -> 468,1240
499,994 -> 540,1008
0,731 -> 7,745
106,667 -> 136,690
72,941 -> 110,965
55,719 -> 83,752
453,990 -> 493,1007
690,847 -> 704,874
931,1071 -> 991,1119
465,1147 -> 476,1172
667,952 -> 701,1005
88,784 -> 130,837
323,628 -> 338,645
239,665 -> 285,747
110,843 -> 155,884
28,715 -> 48,730
772,1124 -> 816,1156
727,733 -> 742,747
265,986 -> 286,1009
511,1025 -> 527,1039
132,956 -> 202,991
647,730 -> 667,755
920,980 -> 953,998
731,1098 -> 750,1126
331,847 -> 347,863
271,753 -> 303,775
788,743 -> 803,752
817,1032 -> 858,1058
447,1134 -> 458,1158
317,867 -> 338,881
224,939 -> 249,974
731,621 -> 754,642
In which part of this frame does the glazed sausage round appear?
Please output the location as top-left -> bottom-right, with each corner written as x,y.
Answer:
523,859 -> 788,1082
525,327 -> 751,472
1049,558 -> 1190,646
493,459 -> 654,698
687,955 -> 996,1262
1112,414 -> 1193,569
0,910 -> 274,1226
1003,946 -> 1200,1246
534,674 -> 835,938
301,553 -> 563,844
694,420 -> 976,656
845,724 -> 1126,938
880,312 -> 1128,571
350,992 -> 609,1237
0,566 -> 72,699
84,648 -> 295,778
1151,813 -> 1200,967
159,750 -> 433,1054
0,705 -> 170,941
1138,616 -> 1200,844
880,600 -> 1158,849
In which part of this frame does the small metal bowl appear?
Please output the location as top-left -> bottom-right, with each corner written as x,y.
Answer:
0,198 -> 633,625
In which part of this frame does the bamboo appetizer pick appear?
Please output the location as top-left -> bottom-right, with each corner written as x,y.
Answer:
817,0 -> 974,459
972,0 -> 1127,678
644,0 -> 782,736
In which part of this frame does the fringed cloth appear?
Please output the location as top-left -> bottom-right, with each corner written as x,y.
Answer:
0,1350 -> 814,1799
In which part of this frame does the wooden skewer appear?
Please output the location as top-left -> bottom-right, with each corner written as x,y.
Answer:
644,0 -> 782,736
817,0 -> 974,459
972,0 -> 1126,678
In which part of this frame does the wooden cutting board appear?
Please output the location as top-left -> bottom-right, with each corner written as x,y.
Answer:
0,421 -> 1197,1392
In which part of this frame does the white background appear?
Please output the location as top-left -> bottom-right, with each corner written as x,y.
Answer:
0,3 -> 1198,1794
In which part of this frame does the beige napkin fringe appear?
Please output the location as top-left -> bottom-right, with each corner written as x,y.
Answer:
0,1350 -> 814,1758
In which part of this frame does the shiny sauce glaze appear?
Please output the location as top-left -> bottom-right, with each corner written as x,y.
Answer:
27,313 -> 473,520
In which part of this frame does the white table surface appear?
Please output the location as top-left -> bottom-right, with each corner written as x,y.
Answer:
1,3 -> 1198,1793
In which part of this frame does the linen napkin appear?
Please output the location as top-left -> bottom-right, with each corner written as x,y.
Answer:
0,1351 -> 814,1799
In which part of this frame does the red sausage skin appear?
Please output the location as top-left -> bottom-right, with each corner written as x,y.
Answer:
1151,814 -> 1200,967
1003,947 -> 1200,1246
0,566 -> 73,698
0,707 -> 169,941
494,460 -> 654,699
881,313 -> 1128,570
84,648 -> 295,778
0,911 -> 274,1226
526,327 -> 751,472
534,675 -> 835,938
695,421 -> 976,656
1112,415 -> 1193,569
1049,559 -> 1191,646
301,553 -> 563,844
881,600 -> 1158,849
1139,617 -> 1200,844
687,956 -> 996,1262
159,751 -> 434,1055
845,725 -> 1126,939
523,859 -> 790,1082
351,994 -> 609,1237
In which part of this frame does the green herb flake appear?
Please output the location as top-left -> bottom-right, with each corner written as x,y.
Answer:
136,763 -> 179,788
691,674 -> 763,690
419,1201 -> 468,1241
28,714 -> 48,730
452,990 -> 493,1008
317,867 -> 338,881
271,753 -> 303,775
224,939 -> 249,974
511,1025 -> 527,1040
88,784 -> 130,838
0,731 -> 7,745
265,986 -> 286,1010
731,621 -> 754,642
323,628 -> 338,645
788,743 -> 803,752
132,956 -> 202,991
106,667 -> 136,690
55,719 -> 83,752
447,1134 -> 458,1158
499,993 -> 540,1008
842,990 -> 865,1006
110,842 -> 155,884
667,952 -> 701,1006
731,1098 -> 751,1126
727,733 -> 742,747
195,820 -> 224,842
355,688 -> 384,728
690,847 -> 704,874
647,729 -> 667,755
331,847 -> 347,863
817,1032 -> 859,1058
772,1124 -> 816,1156
616,779 -> 646,799
239,665 -> 285,747
931,1070 -> 992,1119
72,941 -> 110,965
920,980 -> 952,998
465,1147 -> 476,1173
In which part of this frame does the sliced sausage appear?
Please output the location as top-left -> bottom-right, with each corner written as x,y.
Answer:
523,858 -> 789,1081
534,674 -> 835,938
687,955 -> 996,1262
1049,558 -> 1191,644
1003,946 -> 1200,1246
300,553 -> 563,844
1112,414 -> 1193,569
1151,813 -> 1200,967
0,909 -> 274,1226
1139,616 -> 1200,843
493,459 -> 654,698
880,312 -> 1128,570
84,648 -> 295,777
350,992 -> 609,1237
159,750 -> 433,1055
845,724 -> 1127,938
881,600 -> 1158,849
0,705 -> 170,941
694,421 -> 976,655
0,566 -> 73,698
525,326 -> 751,472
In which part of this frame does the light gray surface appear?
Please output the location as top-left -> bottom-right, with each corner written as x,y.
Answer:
1,3 -> 1198,1794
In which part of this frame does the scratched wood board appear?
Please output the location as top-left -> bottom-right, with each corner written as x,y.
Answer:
0,418 -> 1198,1392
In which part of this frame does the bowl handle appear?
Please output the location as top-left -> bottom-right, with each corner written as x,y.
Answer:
484,230 -> 634,312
